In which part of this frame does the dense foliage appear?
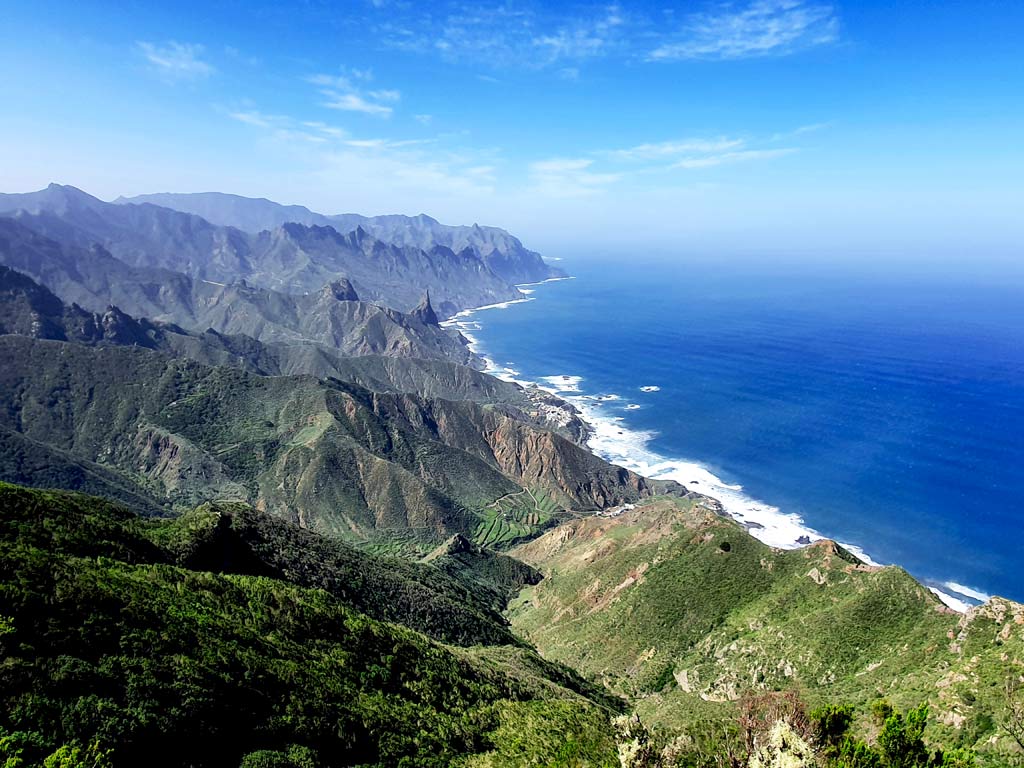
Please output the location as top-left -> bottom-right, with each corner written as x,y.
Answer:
0,483 -> 619,767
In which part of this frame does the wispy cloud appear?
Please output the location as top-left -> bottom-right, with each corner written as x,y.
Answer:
606,137 -> 747,161
224,99 -> 497,202
136,41 -> 214,80
323,93 -> 395,117
597,130 -> 811,174
671,147 -> 798,168
308,69 -> 400,117
379,4 -> 628,71
528,157 -> 622,197
649,0 -> 839,61
228,110 -> 344,144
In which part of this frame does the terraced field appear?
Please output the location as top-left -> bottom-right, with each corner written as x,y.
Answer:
473,488 -> 567,549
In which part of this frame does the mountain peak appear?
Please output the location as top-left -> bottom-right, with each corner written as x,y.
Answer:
411,291 -> 439,325
320,277 -> 360,302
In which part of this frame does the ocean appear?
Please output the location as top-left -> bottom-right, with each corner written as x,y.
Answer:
445,255 -> 1024,610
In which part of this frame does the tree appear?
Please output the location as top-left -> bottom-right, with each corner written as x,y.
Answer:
812,704 -> 855,759
748,720 -> 817,768
878,705 -> 929,768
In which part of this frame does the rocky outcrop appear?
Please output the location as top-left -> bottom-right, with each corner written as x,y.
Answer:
320,277 -> 360,302
410,292 -> 439,326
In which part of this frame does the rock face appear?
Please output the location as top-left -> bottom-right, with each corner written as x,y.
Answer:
410,292 -> 440,326
118,190 -> 567,286
321,277 -> 360,302
0,185 -> 535,315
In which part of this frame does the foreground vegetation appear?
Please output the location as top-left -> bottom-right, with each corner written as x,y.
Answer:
0,483 -> 620,767
2,484 -> 1023,766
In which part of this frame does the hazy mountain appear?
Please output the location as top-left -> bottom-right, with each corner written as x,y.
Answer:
0,218 -> 479,365
0,185 -> 528,314
120,190 -> 567,285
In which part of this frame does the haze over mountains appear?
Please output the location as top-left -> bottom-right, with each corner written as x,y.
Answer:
119,191 -> 562,286
0,184 -> 563,316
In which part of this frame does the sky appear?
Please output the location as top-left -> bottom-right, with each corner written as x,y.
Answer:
2,0 -> 1023,261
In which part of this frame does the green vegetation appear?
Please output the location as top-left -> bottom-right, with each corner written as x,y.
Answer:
508,498 -> 1024,760
472,488 -> 566,549
0,483 -> 620,767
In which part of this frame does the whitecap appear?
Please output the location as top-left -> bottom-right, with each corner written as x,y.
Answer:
929,588 -> 974,613
944,582 -> 991,603
640,385 -> 661,392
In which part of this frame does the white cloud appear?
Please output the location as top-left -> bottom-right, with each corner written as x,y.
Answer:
649,0 -> 839,61
380,4 -> 628,71
414,114 -> 433,125
323,93 -> 395,117
368,89 -> 401,102
302,121 -> 348,140
308,69 -> 399,117
229,110 -> 276,128
228,110 -> 337,144
136,41 -> 214,80
533,6 -> 625,61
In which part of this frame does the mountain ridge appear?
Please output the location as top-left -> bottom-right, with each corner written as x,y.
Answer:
0,184 -> 561,315
117,189 -> 566,285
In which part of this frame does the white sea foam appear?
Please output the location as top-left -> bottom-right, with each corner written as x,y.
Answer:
929,588 -> 974,613
625,404 -> 641,410
944,582 -> 992,603
442,280 -> 981,613
539,375 -> 584,393
515,276 -> 575,288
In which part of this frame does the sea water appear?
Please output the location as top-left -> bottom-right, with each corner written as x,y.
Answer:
445,255 -> 1024,610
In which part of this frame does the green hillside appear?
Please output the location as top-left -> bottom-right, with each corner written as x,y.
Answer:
508,497 -> 1024,759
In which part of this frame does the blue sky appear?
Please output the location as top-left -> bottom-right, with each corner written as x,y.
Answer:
2,0 -> 1023,260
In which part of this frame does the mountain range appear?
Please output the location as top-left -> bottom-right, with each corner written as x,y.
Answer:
0,184 -> 562,315
0,268 -> 665,551
0,183 -> 1021,767
118,190 -> 563,286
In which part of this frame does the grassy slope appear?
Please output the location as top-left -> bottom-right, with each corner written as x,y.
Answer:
507,497 -> 1024,754
0,482 -> 622,768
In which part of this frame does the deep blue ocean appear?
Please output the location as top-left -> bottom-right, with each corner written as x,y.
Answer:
452,256 -> 1024,606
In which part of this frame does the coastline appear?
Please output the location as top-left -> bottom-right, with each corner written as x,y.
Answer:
444,277 -> 991,615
